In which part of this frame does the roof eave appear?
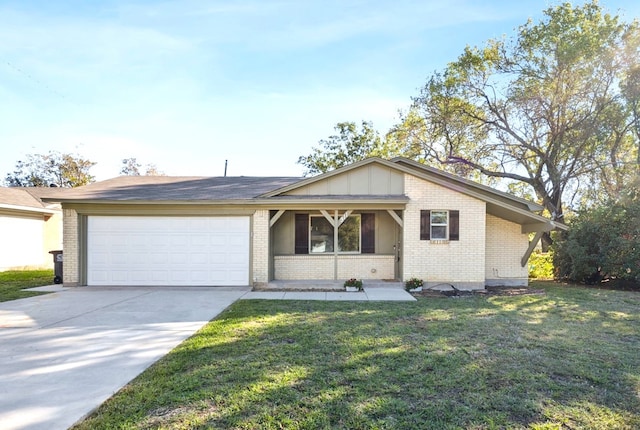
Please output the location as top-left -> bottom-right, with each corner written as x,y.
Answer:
0,203 -> 59,215
390,157 -> 545,212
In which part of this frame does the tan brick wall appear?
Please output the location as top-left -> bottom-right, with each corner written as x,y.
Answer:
273,255 -> 395,280
402,174 -> 486,289
62,208 -> 79,286
274,255 -> 335,280
336,255 -> 395,279
252,209 -> 270,285
485,214 -> 529,286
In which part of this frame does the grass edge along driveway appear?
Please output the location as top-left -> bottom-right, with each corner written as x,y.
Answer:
0,269 -> 54,302
73,281 -> 640,430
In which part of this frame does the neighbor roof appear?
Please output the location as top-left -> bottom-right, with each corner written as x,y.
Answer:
0,187 -> 61,214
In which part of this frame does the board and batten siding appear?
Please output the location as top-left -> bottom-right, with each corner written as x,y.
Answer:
284,164 -> 404,195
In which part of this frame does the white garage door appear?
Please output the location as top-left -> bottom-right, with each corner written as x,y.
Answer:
87,216 -> 250,286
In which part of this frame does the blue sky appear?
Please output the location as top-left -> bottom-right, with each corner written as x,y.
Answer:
2,0 -> 639,181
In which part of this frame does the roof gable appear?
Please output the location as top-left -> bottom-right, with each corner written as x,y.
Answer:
278,161 -> 404,196
390,157 -> 544,212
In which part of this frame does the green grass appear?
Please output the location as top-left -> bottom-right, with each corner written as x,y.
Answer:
73,281 -> 640,429
0,269 -> 54,302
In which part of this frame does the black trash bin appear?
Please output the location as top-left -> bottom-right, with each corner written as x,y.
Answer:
49,250 -> 63,284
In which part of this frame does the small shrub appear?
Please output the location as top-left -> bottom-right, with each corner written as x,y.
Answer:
404,277 -> 424,291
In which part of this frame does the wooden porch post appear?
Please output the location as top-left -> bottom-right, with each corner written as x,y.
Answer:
333,210 -> 339,280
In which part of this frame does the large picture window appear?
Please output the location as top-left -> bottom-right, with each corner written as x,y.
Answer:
294,213 -> 374,255
310,214 -> 361,253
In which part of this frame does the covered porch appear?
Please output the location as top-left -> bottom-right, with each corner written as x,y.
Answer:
267,204 -> 406,283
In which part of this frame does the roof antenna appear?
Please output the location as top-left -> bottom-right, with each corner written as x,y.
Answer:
224,160 -> 228,177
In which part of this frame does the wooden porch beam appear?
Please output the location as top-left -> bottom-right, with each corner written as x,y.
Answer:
269,209 -> 285,228
320,209 -> 335,226
386,209 -> 403,227
521,231 -> 544,267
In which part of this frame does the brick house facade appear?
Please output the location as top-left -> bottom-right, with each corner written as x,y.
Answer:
49,158 -> 565,290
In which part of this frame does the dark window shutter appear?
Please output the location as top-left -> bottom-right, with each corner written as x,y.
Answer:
420,210 -> 430,240
361,213 -> 375,254
295,214 -> 309,254
449,210 -> 459,241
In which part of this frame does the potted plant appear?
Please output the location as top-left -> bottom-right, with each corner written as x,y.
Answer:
405,277 -> 424,292
344,278 -> 363,292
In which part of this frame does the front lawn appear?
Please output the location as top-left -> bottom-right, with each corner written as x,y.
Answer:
74,281 -> 640,429
0,269 -> 54,302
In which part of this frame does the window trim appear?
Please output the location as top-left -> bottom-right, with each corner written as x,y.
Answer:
430,210 -> 449,240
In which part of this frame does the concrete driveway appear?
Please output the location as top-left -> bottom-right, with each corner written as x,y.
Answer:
0,286 -> 250,430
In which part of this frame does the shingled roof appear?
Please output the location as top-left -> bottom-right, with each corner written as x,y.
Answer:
44,176 -> 304,202
0,187 -> 62,213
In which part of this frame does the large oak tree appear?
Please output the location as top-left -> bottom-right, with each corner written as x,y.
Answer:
403,1 -> 639,226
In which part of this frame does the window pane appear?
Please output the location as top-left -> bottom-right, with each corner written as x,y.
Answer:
338,215 -> 360,252
310,217 -> 333,253
431,225 -> 447,239
431,211 -> 447,224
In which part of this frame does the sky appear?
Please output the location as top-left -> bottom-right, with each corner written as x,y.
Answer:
1,0 -> 640,181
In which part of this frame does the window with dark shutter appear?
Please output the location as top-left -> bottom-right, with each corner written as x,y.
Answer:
294,213 -> 309,254
420,210 -> 430,240
420,209 -> 460,241
449,210 -> 459,241
361,213 -> 375,253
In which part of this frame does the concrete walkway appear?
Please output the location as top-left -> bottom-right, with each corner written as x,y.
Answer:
243,288 -> 416,301
0,285 -> 413,430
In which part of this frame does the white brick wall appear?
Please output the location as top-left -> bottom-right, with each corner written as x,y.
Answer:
62,208 -> 79,286
274,255 -> 335,280
337,255 -> 395,279
273,255 -> 395,280
252,210 -> 270,285
402,174 -> 486,289
485,214 -> 529,285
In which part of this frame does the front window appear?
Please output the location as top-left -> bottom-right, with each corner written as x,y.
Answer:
310,214 -> 361,253
310,216 -> 334,253
430,210 -> 448,240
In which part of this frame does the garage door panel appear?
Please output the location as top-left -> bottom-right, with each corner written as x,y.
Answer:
88,216 -> 250,286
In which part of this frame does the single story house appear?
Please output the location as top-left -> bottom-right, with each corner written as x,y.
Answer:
0,187 -> 63,271
45,157 -> 566,290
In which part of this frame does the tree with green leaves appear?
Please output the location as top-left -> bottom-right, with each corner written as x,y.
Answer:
297,121 -> 402,176
402,1 -> 639,224
5,151 -> 96,188
554,178 -> 640,286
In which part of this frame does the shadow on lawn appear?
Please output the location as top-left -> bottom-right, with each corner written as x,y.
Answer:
77,289 -> 640,429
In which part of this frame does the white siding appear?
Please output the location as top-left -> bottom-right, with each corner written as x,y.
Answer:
0,214 -> 45,270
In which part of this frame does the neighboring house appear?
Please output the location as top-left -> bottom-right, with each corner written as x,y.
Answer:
44,157 -> 566,290
0,187 -> 63,271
